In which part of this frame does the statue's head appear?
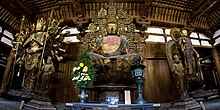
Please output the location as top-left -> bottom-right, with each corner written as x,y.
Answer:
47,56 -> 53,64
180,28 -> 188,37
170,28 -> 181,42
106,23 -> 118,35
174,55 -> 180,63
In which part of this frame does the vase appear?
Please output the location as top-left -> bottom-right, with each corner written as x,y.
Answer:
78,88 -> 88,103
106,97 -> 119,105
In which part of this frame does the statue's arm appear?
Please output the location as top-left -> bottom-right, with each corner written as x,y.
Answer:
23,37 -> 32,47
193,48 -> 200,58
121,37 -> 128,54
51,65 -> 55,73
97,38 -> 102,50
95,38 -> 103,54
32,38 -> 44,46
172,65 -> 180,76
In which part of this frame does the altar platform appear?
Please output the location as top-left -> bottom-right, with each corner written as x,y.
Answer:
66,102 -> 160,110
0,96 -> 220,110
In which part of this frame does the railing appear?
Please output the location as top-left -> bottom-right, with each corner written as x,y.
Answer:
66,102 -> 160,110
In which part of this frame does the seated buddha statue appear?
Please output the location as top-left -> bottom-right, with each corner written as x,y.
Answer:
89,22 -> 138,61
88,22 -> 140,85
97,23 -> 127,56
82,4 -> 145,102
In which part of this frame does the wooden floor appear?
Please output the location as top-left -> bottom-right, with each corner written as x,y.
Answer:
0,97 -> 68,110
0,96 -> 220,110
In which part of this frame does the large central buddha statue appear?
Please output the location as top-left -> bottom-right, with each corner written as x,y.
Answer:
98,23 -> 127,56
89,22 -> 128,59
81,3 -> 145,86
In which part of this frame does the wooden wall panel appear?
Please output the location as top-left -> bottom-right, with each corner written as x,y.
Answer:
50,43 -> 80,102
142,43 -> 178,102
143,42 -> 179,58
50,61 -> 77,102
143,43 -> 166,58
143,60 -> 176,102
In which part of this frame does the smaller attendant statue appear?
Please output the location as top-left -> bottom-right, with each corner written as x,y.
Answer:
172,55 -> 188,99
40,56 -> 55,96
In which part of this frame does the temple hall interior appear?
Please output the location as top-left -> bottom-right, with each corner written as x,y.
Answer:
0,0 -> 220,109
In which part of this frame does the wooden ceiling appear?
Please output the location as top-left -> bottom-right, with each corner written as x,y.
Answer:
0,0 -> 220,37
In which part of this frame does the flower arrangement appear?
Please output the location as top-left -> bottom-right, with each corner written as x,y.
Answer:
72,47 -> 96,88
72,63 -> 92,83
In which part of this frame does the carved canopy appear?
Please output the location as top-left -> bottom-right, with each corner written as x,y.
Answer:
82,3 -> 145,55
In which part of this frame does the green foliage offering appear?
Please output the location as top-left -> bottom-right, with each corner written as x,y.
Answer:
72,47 -> 96,88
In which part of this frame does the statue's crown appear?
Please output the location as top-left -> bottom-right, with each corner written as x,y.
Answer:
36,18 -> 45,31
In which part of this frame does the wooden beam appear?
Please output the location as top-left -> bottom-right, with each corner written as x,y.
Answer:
214,42 -> 220,48
31,1 -> 59,13
211,21 -> 220,33
214,34 -> 220,40
212,48 -> 220,81
79,0 -> 146,2
63,17 -> 90,25
0,49 -> 14,93
72,0 -> 84,17
0,20 -> 19,34
141,0 -> 153,17
152,3 -> 192,12
0,28 -> 3,40
188,0 -> 219,23
5,0 -> 35,22
153,0 -> 194,11
63,15 -> 209,33
34,6 -> 60,14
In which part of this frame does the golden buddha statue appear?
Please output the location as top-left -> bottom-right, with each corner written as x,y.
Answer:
81,4 -> 145,86
91,23 -> 127,58
101,23 -> 121,54
77,3 -> 146,103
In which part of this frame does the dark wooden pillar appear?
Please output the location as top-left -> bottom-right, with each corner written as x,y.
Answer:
212,48 -> 220,79
0,27 -> 4,39
0,49 -> 15,93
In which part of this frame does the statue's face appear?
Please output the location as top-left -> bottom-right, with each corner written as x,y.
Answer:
106,23 -> 118,35
181,29 -> 188,37
174,56 -> 180,63
47,56 -> 52,64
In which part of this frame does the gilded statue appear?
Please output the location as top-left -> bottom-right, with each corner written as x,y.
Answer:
99,23 -> 127,56
166,28 -> 203,92
81,3 -> 145,85
172,55 -> 188,99
13,11 -> 68,93
83,3 -> 144,56
12,16 -> 28,76
40,56 -> 55,96
89,22 -> 128,59
23,18 -> 46,91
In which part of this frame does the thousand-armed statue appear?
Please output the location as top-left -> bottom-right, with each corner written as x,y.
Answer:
12,11 -> 67,93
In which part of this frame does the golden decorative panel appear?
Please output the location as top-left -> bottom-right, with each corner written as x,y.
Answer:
81,2 -> 144,55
